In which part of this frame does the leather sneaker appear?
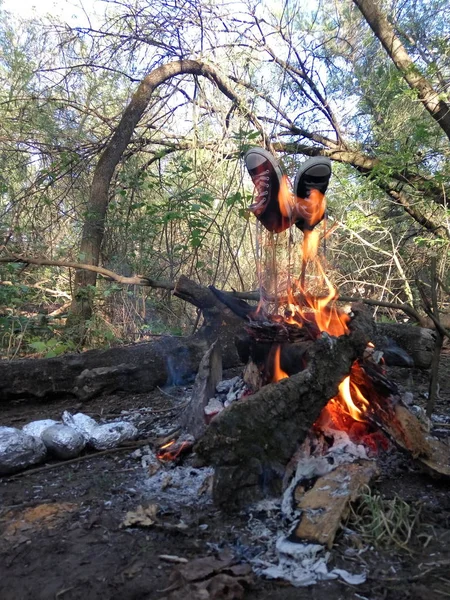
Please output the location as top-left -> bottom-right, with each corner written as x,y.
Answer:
292,157 -> 331,231
244,147 -> 291,233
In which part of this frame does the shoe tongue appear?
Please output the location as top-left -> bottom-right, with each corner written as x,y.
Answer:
246,154 -> 267,170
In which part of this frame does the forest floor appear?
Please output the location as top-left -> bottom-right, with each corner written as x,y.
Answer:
1,353 -> 450,600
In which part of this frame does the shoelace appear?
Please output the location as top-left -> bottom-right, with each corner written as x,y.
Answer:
253,169 -> 270,200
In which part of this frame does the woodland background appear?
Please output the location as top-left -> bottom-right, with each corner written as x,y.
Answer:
0,0 -> 449,358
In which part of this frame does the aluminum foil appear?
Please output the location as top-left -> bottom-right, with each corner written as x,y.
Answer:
62,411 -> 97,442
23,419 -> 59,438
41,424 -> 86,459
0,426 -> 47,474
89,421 -> 138,450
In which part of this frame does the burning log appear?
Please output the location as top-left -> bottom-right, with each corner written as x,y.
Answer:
195,329 -> 368,510
350,362 -> 450,477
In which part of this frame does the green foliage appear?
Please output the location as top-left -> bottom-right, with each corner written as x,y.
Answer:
28,337 -> 75,358
347,487 -> 422,552
1,0 -> 450,345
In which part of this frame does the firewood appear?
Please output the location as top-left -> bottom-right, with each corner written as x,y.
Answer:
180,341 -> 222,439
351,363 -> 450,477
195,330 -> 368,510
293,460 -> 379,548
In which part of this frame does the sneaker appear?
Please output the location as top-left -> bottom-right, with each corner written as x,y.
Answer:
244,147 -> 291,233
292,157 -> 331,231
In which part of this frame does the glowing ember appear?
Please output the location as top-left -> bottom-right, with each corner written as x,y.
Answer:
157,439 -> 192,462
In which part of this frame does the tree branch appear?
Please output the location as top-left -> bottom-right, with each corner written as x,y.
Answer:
353,0 -> 450,141
0,255 -> 174,290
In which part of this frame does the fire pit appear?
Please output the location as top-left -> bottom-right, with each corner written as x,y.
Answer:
168,175 -> 450,550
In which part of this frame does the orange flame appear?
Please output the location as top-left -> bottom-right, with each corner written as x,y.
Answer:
157,439 -> 192,462
278,175 -> 295,219
276,179 -> 349,337
295,189 -> 326,230
271,346 -> 289,383
333,372 -> 370,422
264,172 -> 350,382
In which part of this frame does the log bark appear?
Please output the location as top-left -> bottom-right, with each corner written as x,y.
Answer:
180,341 -> 223,439
376,323 -> 436,369
195,330 -> 367,510
0,277 -> 242,402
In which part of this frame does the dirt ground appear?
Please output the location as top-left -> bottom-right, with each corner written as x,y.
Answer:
1,355 -> 450,600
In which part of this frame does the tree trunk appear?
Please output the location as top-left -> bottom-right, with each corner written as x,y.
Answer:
353,0 -> 450,141
68,59 -> 259,332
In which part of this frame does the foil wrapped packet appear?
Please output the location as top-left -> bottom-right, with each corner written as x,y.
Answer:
90,421 -> 138,450
0,426 -> 47,474
23,419 -> 59,438
41,424 -> 86,459
62,411 -> 97,442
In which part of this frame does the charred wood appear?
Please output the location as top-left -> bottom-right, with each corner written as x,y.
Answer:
195,330 -> 368,510
351,363 -> 450,478
180,341 -> 222,439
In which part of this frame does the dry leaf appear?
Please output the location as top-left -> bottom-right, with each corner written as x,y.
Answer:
121,504 -> 159,528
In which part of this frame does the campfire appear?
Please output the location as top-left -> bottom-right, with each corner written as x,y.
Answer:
158,178 -> 450,567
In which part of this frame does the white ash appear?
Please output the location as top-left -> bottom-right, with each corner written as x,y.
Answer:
205,398 -> 225,419
141,464 -> 214,508
205,376 -> 249,420
247,516 -> 366,587
131,445 -> 161,472
281,429 -> 370,520
215,376 -> 240,394
431,413 -> 450,424
242,430 -> 370,587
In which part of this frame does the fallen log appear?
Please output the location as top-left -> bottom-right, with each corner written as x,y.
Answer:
376,323 -> 436,369
195,329 -> 368,510
0,277 -> 242,403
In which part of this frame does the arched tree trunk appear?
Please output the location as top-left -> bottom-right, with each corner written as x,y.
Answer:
67,59 -> 260,333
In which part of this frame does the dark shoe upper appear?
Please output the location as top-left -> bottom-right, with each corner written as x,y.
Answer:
244,148 -> 291,233
293,157 -> 331,231
244,150 -> 332,233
